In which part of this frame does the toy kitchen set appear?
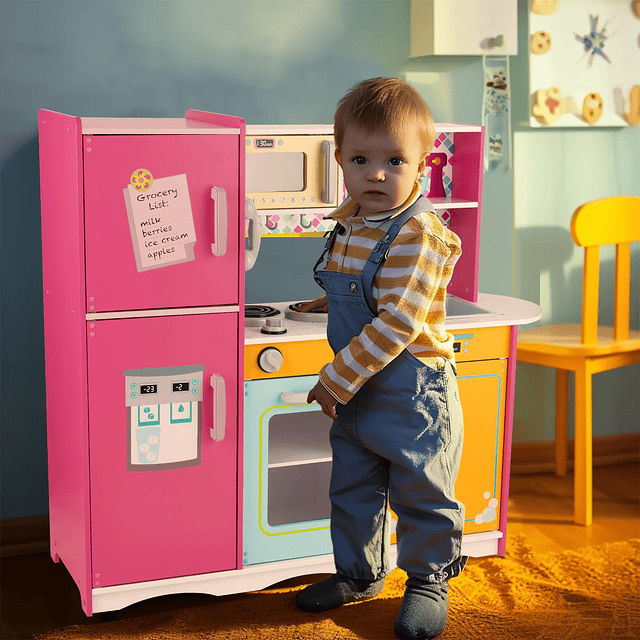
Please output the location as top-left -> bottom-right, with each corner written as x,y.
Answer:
39,109 -> 541,616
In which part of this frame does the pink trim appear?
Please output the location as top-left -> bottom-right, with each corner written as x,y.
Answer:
235,116 -> 246,571
498,324 -> 518,556
447,127 -> 484,302
39,109 -> 93,615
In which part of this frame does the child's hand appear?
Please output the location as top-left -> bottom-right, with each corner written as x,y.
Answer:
307,380 -> 337,419
298,296 -> 328,313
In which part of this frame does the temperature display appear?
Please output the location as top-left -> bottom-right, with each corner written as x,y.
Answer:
172,382 -> 190,392
140,384 -> 158,395
254,138 -> 275,149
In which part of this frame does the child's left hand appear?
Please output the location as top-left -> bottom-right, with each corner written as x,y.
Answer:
307,381 -> 338,419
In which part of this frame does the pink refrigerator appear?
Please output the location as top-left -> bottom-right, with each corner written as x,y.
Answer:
39,109 -> 245,615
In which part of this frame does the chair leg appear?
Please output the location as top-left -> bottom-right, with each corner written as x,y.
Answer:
573,363 -> 593,526
555,369 -> 569,477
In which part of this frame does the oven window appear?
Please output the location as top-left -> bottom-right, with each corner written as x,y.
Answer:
267,410 -> 332,526
246,152 -> 306,193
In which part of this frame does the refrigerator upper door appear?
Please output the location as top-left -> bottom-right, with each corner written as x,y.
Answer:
84,134 -> 240,313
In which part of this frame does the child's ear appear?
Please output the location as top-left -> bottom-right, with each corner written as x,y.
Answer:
417,152 -> 429,176
335,148 -> 342,167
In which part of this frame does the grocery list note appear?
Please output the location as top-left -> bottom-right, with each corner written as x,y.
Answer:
123,173 -> 197,272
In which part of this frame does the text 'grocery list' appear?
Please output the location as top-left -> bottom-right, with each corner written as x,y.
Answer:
124,171 -> 197,272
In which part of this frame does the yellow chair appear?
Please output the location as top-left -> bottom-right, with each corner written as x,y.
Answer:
517,196 -> 640,526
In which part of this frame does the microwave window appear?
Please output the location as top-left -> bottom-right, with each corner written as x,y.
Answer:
246,152 -> 306,193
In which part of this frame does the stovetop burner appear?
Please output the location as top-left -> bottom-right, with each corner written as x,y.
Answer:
245,301 -> 328,343
285,302 -> 328,324
245,304 -> 282,327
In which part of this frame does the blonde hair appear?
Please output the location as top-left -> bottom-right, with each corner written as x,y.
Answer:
334,77 -> 435,155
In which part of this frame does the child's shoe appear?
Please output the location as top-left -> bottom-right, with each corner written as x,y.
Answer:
295,573 -> 385,612
393,577 -> 449,639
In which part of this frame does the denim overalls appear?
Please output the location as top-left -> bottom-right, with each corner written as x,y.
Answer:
313,196 -> 467,584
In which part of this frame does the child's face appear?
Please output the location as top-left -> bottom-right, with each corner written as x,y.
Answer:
336,124 -> 428,216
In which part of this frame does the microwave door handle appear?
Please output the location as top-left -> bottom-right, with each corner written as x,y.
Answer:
280,391 -> 313,405
210,187 -> 228,257
210,373 -> 226,441
321,140 -> 336,204
244,197 -> 261,271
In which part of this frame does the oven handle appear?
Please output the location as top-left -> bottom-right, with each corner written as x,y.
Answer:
210,186 -> 228,257
321,140 -> 336,204
210,373 -> 226,441
280,391 -> 314,405
245,197 -> 261,271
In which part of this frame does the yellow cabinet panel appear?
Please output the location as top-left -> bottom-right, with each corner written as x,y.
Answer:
451,326 -> 510,362
245,340 -> 333,380
456,359 -> 507,534
391,357 -> 508,541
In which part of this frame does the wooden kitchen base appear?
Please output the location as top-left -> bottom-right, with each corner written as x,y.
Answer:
90,531 -> 502,613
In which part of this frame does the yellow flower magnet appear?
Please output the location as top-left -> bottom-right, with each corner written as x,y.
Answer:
130,169 -> 153,192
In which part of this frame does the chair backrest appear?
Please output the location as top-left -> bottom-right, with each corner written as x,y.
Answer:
570,196 -> 640,344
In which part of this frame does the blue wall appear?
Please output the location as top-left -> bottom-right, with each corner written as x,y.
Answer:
1,0 -> 638,520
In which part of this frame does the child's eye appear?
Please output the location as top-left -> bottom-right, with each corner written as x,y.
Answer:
352,156 -> 367,165
388,157 -> 404,166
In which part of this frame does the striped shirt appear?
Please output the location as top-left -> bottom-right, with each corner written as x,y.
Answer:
318,191 -> 462,405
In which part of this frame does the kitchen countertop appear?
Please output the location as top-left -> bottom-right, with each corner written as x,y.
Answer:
244,294 -> 542,345
444,293 -> 542,331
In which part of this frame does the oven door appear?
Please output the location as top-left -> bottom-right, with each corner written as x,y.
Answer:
243,374 -> 333,566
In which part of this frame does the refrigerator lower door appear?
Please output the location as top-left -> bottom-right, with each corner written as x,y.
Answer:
87,313 -> 239,587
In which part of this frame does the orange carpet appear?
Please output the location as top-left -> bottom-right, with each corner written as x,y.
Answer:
36,537 -> 639,639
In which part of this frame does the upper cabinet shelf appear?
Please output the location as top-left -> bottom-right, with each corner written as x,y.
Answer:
410,0 -> 518,56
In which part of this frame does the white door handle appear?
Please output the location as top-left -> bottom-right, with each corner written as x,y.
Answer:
280,391 -> 313,405
245,197 -> 261,271
211,187 -> 228,257
210,373 -> 226,441
321,140 -> 336,204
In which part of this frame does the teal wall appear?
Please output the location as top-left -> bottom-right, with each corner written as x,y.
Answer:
1,0 -> 638,520
509,0 -> 640,443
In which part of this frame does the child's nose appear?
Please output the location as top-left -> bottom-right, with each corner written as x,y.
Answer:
367,165 -> 385,181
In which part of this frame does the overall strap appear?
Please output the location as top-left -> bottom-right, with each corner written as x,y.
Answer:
361,196 -> 433,314
313,222 -> 342,289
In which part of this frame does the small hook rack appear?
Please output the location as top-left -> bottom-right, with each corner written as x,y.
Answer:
265,215 -> 278,231
299,214 -> 313,229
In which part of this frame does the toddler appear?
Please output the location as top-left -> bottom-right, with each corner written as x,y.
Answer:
295,78 -> 466,640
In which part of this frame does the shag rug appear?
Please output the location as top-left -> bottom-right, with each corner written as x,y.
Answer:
36,537 -> 639,640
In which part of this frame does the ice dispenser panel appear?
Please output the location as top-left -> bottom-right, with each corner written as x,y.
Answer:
125,365 -> 205,471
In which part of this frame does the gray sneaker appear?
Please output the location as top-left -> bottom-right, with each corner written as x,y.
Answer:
394,579 -> 449,639
295,573 -> 386,612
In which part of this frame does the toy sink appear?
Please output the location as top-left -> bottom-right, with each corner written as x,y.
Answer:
446,296 -> 493,318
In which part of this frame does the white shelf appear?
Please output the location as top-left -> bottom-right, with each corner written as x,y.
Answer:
269,456 -> 332,469
430,197 -> 479,209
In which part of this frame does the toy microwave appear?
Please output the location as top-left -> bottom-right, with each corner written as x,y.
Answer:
245,125 -> 345,217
